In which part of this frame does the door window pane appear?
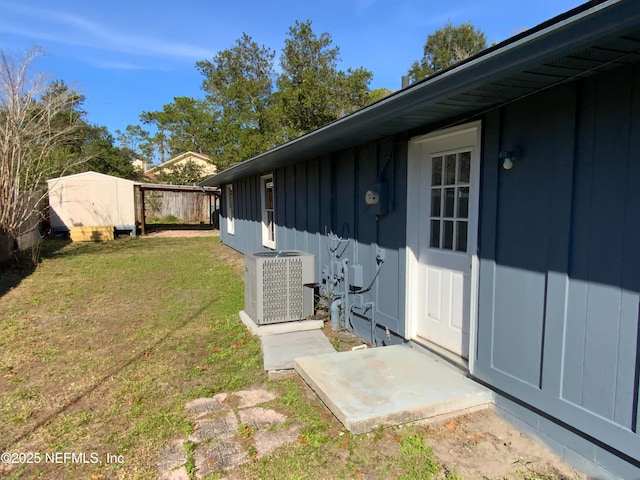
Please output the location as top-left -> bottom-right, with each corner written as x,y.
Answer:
432,156 -> 442,186
456,221 -> 468,252
457,187 -> 469,218
458,151 -> 470,184
444,188 -> 455,217
430,220 -> 440,248
428,149 -> 472,252
445,154 -> 457,185
431,189 -> 441,217
443,220 -> 454,250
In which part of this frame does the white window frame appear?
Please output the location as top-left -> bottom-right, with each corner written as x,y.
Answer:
225,184 -> 234,235
261,174 -> 275,249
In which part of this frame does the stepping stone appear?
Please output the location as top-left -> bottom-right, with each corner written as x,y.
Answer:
185,397 -> 229,418
159,466 -> 189,480
238,407 -> 286,430
194,439 -> 248,478
254,426 -> 301,457
157,439 -> 187,479
189,412 -> 238,443
213,392 -> 229,403
234,388 -> 277,408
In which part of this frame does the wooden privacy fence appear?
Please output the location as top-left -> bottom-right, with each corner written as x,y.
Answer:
144,190 -> 211,223
0,190 -> 46,262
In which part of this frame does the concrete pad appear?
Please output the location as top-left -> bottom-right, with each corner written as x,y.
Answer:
261,330 -> 336,371
240,310 -> 324,337
294,345 -> 494,434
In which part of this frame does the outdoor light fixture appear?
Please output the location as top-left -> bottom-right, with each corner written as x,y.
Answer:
499,150 -> 516,170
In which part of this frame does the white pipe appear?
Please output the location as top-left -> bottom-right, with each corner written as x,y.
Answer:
330,297 -> 342,331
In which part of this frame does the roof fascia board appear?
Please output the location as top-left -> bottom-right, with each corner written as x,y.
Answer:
203,0 -> 636,186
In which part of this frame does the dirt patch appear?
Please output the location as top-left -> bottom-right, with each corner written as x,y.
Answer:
143,228 -> 219,238
419,409 -> 585,480
314,322 -> 584,478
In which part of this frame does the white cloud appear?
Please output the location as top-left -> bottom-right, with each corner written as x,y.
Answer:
78,57 -> 148,71
0,3 -> 215,60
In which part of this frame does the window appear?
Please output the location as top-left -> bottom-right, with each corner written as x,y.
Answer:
225,184 -> 234,235
261,175 -> 275,248
429,151 -> 470,252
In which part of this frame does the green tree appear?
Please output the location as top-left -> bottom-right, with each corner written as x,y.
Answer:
276,20 -> 372,137
125,22 -> 382,170
368,87 -> 394,104
196,34 -> 277,169
72,125 -> 139,180
140,96 -> 215,161
408,22 -> 487,83
115,124 -> 155,163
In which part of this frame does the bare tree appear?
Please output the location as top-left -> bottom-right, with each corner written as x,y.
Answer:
0,48 -> 85,262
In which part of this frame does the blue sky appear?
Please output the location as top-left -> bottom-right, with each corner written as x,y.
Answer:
1,0 -> 585,138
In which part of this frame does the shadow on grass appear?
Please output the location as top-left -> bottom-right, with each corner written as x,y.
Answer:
0,297 -> 219,452
144,223 -> 215,233
0,237 -> 70,298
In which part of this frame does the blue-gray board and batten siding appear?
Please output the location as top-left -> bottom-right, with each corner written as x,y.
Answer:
219,62 -> 640,478
475,63 -> 640,478
223,137 -> 409,343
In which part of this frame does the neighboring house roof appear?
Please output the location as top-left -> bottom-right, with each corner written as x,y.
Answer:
146,151 -> 213,174
202,0 -> 640,186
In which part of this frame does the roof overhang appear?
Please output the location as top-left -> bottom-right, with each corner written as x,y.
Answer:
202,0 -> 640,187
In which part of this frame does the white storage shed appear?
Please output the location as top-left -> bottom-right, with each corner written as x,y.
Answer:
47,171 -> 137,238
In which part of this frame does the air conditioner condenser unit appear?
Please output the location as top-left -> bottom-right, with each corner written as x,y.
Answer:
244,251 -> 315,325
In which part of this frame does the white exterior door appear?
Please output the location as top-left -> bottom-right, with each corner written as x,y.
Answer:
406,123 -> 481,360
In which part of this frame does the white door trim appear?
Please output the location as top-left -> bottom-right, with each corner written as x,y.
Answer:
405,121 -> 481,374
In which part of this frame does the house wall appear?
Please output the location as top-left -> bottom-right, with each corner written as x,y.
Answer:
475,63 -> 640,476
221,138 -> 409,344
219,61 -> 640,477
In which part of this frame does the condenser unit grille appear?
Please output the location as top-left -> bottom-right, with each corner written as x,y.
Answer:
244,251 -> 314,325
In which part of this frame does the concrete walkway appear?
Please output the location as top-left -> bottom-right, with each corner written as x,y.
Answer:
239,310 -> 335,377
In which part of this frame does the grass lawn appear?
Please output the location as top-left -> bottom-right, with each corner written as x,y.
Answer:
0,237 -> 571,480
0,237 -> 266,479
